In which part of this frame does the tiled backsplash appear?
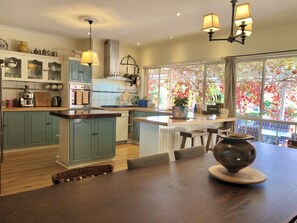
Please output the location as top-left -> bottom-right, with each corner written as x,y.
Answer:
2,80 -> 61,105
92,79 -> 138,107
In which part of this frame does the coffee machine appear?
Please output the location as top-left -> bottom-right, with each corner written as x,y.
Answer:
20,85 -> 34,107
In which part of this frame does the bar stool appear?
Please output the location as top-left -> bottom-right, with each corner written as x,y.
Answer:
180,130 -> 208,149
205,127 -> 231,153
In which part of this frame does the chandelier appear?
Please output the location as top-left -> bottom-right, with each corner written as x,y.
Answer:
80,17 -> 100,66
202,0 -> 253,45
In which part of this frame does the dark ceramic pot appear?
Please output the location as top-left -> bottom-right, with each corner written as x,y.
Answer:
213,133 -> 256,173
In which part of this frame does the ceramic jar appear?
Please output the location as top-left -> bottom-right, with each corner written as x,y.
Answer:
172,106 -> 188,119
213,133 -> 256,173
18,41 -> 28,53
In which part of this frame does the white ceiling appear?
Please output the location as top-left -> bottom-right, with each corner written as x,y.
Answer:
1,0 -> 297,47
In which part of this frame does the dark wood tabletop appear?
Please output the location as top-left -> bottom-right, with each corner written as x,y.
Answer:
1,142 -> 297,223
50,109 -> 121,119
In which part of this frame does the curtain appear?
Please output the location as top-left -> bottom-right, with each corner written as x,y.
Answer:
224,56 -> 236,117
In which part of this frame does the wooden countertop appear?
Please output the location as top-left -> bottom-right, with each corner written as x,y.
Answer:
3,107 -> 69,112
133,114 -> 236,126
50,109 -> 121,119
92,106 -> 172,114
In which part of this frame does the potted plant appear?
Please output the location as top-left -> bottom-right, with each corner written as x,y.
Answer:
172,96 -> 189,119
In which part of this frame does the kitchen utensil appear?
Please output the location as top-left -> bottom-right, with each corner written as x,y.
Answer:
51,96 -> 62,107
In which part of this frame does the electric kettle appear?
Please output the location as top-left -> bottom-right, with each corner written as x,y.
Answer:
51,96 -> 61,107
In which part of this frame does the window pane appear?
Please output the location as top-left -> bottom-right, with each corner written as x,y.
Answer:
205,64 -> 225,107
236,61 -> 263,116
265,57 -> 297,121
147,68 -> 161,108
170,65 -> 204,109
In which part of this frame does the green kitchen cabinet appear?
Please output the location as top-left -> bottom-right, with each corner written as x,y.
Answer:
49,115 -> 59,144
94,118 -> 116,159
27,112 -> 49,146
132,111 -> 169,142
69,117 -> 116,164
3,112 -> 27,148
3,111 -> 59,149
69,60 -> 92,83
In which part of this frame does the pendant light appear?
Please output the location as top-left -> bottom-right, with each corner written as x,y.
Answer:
202,0 -> 253,45
80,17 -> 99,66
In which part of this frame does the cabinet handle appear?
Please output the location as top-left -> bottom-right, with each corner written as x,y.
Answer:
2,125 -> 7,128
92,133 -> 98,135
46,122 -> 51,125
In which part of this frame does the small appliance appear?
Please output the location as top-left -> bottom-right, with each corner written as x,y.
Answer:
20,85 -> 34,107
51,96 -> 62,107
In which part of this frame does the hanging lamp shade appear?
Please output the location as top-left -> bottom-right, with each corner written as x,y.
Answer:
81,50 -> 99,66
202,13 -> 220,33
234,3 -> 253,26
236,23 -> 252,36
80,17 -> 100,66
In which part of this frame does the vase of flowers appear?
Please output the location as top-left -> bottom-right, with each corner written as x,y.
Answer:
172,96 -> 189,119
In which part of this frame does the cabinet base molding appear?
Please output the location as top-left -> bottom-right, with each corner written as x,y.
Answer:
56,155 -> 115,170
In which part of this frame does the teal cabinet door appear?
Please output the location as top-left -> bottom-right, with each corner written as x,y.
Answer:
27,112 -> 48,146
69,60 -> 80,82
48,114 -> 59,144
69,60 -> 92,83
94,118 -> 116,159
70,119 -> 93,164
3,112 -> 27,149
81,65 -> 92,83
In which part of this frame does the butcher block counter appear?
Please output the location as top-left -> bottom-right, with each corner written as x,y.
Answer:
133,114 -> 236,160
3,106 -> 68,112
50,110 -> 121,168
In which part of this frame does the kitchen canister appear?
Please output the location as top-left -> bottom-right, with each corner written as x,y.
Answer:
18,41 -> 28,53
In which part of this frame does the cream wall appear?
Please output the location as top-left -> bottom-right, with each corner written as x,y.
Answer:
138,22 -> 297,67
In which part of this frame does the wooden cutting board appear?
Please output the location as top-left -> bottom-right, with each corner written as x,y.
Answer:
34,92 -> 51,107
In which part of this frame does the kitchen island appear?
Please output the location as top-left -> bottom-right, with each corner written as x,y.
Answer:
133,114 -> 236,160
50,110 -> 121,168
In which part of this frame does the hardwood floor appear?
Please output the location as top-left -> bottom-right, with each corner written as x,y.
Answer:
0,143 -> 139,196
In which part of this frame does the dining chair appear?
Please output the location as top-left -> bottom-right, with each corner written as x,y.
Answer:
127,152 -> 170,170
51,164 -> 113,184
174,146 -> 205,160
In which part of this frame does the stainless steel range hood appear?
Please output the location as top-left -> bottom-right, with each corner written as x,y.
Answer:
104,39 -> 120,77
104,39 -> 131,81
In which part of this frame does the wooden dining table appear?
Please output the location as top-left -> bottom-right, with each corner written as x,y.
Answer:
1,142 -> 297,223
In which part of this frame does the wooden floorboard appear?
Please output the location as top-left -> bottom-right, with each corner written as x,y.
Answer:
0,143 -> 139,196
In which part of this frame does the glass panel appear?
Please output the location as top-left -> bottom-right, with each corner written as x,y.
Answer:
48,62 -> 62,81
236,61 -> 263,116
170,65 -> 204,110
147,68 -> 161,108
27,60 -> 43,79
236,119 -> 259,141
265,57 -> 297,121
4,57 -> 22,79
205,63 -> 225,108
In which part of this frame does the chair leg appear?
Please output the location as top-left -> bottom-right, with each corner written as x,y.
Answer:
216,134 -> 220,143
200,136 -> 204,146
180,137 -> 187,149
206,133 -> 213,153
